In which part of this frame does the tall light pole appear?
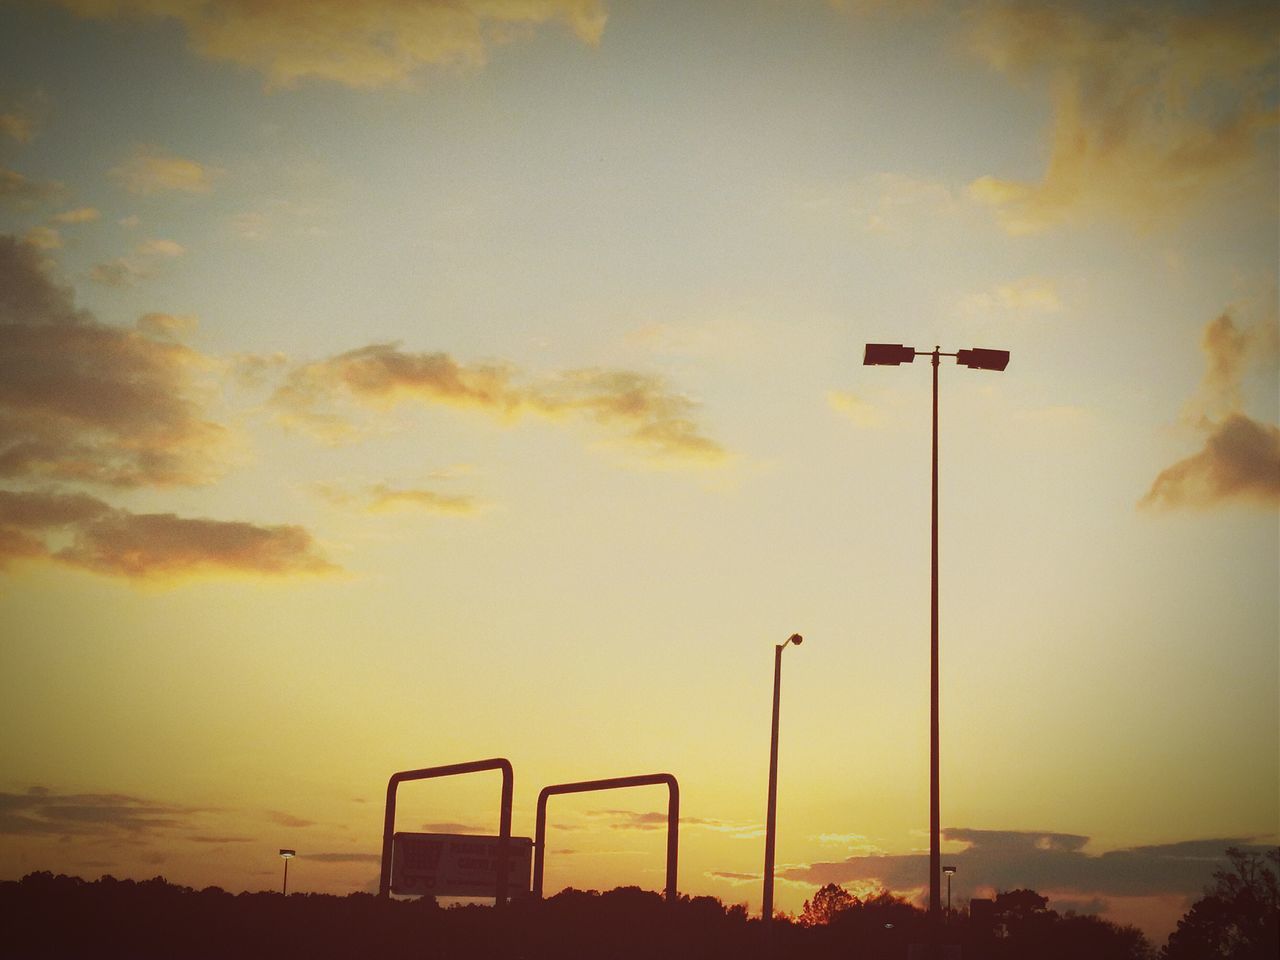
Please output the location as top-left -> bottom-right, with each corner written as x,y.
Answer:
762,632 -> 803,925
279,849 -> 296,895
863,343 -> 1009,935
944,865 -> 957,920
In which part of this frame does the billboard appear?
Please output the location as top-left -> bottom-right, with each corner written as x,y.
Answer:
390,832 -> 533,898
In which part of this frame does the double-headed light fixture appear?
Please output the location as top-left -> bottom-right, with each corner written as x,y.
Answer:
862,343 -> 1009,932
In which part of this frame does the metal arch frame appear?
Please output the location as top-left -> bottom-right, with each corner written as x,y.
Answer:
533,773 -> 679,902
378,757 -> 514,903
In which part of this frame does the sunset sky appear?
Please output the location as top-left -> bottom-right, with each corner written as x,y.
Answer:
1,0 -> 1277,944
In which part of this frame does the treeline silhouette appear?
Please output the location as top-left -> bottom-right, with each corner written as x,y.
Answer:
3,847 -> 1276,959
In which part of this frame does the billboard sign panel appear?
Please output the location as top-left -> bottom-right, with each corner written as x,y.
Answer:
391,832 -> 532,898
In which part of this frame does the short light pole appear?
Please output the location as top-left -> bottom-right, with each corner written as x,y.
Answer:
863,343 -> 1009,947
279,849 -> 296,895
762,632 -> 803,925
943,865 -> 957,920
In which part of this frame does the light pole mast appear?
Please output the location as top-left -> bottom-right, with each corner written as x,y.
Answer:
863,342 -> 1009,945
279,849 -> 295,896
762,633 -> 803,925
930,347 -> 941,921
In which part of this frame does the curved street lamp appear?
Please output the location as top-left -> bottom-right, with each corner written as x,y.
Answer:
762,633 -> 803,924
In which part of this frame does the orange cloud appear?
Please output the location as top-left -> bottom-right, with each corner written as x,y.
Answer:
22,226 -> 61,250
51,207 -> 101,224
55,0 -> 607,90
109,145 -> 222,195
314,480 -> 482,516
0,489 -> 335,580
1141,414 -> 1280,509
366,484 -> 479,516
968,2 -> 1279,233
274,343 -> 727,467
1,167 -> 63,207
0,235 -> 228,487
1141,307 -> 1280,510
0,111 -> 35,144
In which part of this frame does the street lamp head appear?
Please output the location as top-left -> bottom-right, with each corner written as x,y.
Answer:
279,849 -> 296,860
787,633 -> 802,647
943,865 -> 957,876
956,348 -> 1010,371
863,343 -> 917,366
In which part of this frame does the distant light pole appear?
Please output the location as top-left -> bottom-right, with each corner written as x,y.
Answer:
762,632 -> 803,925
944,865 -> 957,919
279,849 -> 296,895
863,343 -> 1009,935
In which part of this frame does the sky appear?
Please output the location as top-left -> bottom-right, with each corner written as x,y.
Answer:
0,0 -> 1277,945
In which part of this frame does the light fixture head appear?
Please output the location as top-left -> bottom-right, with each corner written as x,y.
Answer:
788,633 -> 803,646
863,343 -> 917,366
943,865 -> 957,875
279,849 -> 296,860
956,348 -> 1010,371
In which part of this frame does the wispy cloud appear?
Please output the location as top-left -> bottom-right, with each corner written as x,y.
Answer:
0,787 -> 201,837
137,312 -> 198,340
135,238 -> 185,258
23,226 -> 61,250
0,111 -> 35,143
1141,307 -> 1279,510
968,2 -> 1279,233
52,207 -> 101,224
89,257 -> 146,288
0,489 -> 336,581
707,870 -> 759,886
1,167 -> 63,207
273,343 -> 728,468
110,145 -> 222,196
0,93 -> 45,143
827,391 -> 882,428
959,277 -> 1064,321
813,832 -> 883,855
299,852 -> 380,863
55,0 -> 607,90
584,810 -> 762,839
792,172 -> 960,236
1,235 -> 227,487
265,810 -> 315,829
315,481 -> 483,516
420,822 -> 487,834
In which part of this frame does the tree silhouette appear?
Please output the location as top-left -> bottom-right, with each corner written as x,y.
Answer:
993,887 -> 1050,923
1162,847 -> 1280,960
799,882 -> 857,926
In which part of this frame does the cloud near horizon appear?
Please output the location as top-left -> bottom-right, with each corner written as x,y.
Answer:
0,787 -> 201,838
54,0 -> 607,90
299,852 -> 380,864
586,809 -> 762,839
1141,307 -> 1280,510
968,2 -> 1279,233
0,489 -> 335,580
779,828 -> 1273,902
272,343 -> 727,468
